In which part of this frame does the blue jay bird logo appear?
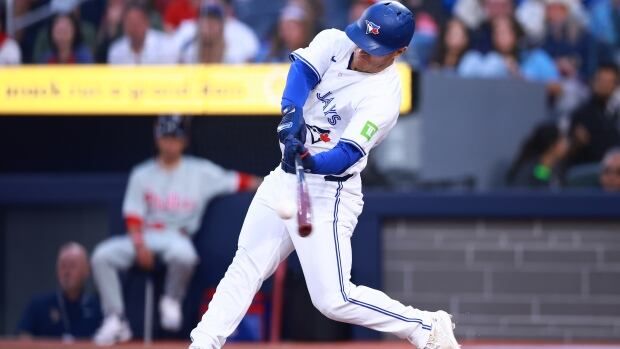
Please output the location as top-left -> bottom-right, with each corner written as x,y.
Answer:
365,20 -> 380,35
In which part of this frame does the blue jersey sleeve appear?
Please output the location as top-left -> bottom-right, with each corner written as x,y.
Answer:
281,59 -> 320,109
310,141 -> 364,175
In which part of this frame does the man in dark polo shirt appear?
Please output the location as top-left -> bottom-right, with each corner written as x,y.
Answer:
17,242 -> 102,340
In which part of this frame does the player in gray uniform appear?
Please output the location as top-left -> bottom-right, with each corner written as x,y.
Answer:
91,115 -> 260,346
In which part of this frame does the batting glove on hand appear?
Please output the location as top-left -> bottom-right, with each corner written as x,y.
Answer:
277,105 -> 307,144
281,136 -> 315,174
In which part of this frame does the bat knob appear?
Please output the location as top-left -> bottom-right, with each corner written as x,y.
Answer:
298,224 -> 312,237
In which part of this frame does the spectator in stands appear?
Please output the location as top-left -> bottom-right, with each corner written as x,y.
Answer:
0,6 -> 21,65
589,0 -> 620,65
600,147 -> 620,191
540,0 -> 605,78
454,0 -> 515,52
108,2 -> 175,65
255,3 -> 315,63
91,115 -> 261,346
516,0 -> 589,43
96,0 -> 164,63
163,0 -> 199,32
31,4 -> 97,64
459,16 -> 559,80
17,242 -> 102,340
403,0 -> 441,69
179,4 -> 228,63
431,18 -> 470,71
506,122 -> 569,188
173,0 -> 259,64
40,13 -> 93,64
568,63 -> 620,166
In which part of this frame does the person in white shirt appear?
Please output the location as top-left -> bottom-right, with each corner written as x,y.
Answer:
108,2 -> 176,65
0,11 -> 21,65
173,0 -> 259,64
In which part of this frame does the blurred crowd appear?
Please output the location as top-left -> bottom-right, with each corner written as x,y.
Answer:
1,0 -> 620,190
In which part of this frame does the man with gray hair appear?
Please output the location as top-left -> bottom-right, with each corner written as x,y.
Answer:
600,147 -> 620,191
17,242 -> 102,340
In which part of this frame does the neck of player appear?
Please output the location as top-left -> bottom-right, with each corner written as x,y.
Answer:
159,155 -> 182,170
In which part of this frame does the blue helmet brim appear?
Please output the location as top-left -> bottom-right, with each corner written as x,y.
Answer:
345,21 -> 397,57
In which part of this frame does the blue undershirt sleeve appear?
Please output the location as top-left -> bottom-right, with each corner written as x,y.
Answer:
311,141 -> 364,175
281,59 -> 320,109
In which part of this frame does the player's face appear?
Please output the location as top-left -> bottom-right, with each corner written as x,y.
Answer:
351,47 -> 406,73
157,136 -> 186,162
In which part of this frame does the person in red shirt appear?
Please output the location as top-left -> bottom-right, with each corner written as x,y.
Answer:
164,0 -> 200,32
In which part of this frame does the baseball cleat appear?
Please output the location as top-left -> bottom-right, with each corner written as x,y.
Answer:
160,295 -> 182,331
424,310 -> 460,349
93,314 -> 132,346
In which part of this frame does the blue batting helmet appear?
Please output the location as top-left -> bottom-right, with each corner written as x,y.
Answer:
345,1 -> 415,56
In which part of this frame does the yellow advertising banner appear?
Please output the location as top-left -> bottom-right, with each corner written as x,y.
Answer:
0,64 -> 412,115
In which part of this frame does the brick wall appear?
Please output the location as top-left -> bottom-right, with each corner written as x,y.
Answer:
382,220 -> 620,341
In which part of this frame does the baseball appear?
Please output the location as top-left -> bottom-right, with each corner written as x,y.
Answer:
276,199 -> 296,219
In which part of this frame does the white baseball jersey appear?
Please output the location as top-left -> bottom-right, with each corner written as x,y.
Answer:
122,156 -> 239,235
288,28 -> 402,178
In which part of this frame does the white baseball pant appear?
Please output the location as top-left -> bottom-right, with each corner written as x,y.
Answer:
190,167 -> 432,348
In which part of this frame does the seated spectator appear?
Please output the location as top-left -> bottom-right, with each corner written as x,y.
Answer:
31,5 -> 97,64
541,0 -> 607,78
108,2 -> 175,65
568,63 -> 620,166
431,18 -> 471,71
600,147 -> 620,191
255,3 -> 315,63
163,0 -> 199,32
454,0 -> 514,52
173,0 -> 259,64
0,7 -> 21,65
589,0 -> 620,65
506,122 -> 569,188
516,0 -> 588,43
96,0 -> 164,63
459,16 -> 559,81
91,115 -> 261,346
403,0 -> 441,69
179,4 -> 229,63
17,242 -> 102,340
40,13 -> 93,64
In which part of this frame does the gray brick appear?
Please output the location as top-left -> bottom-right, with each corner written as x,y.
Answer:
481,221 -> 535,235
522,250 -> 597,264
384,271 -> 406,293
541,301 -> 620,317
459,300 -> 531,316
411,270 -> 484,294
404,220 -> 478,236
492,271 -> 581,294
473,249 -> 515,264
389,249 -> 466,263
590,272 -> 620,295
605,250 -> 620,263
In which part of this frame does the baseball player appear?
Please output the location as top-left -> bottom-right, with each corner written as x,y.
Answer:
190,2 -> 460,349
91,115 -> 260,346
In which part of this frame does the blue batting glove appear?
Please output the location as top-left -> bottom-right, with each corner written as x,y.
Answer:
277,105 -> 307,144
281,136 -> 315,174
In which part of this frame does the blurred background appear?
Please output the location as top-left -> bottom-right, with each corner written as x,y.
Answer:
1,0 -> 620,347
